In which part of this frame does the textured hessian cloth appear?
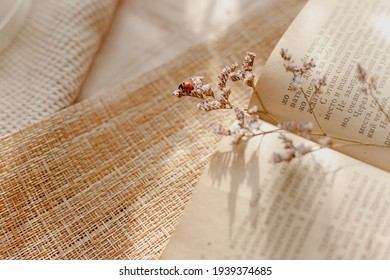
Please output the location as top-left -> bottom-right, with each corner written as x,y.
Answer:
0,0 -> 118,135
0,0 -> 307,259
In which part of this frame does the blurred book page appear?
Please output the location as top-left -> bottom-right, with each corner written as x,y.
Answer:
161,124 -> 390,259
249,0 -> 390,171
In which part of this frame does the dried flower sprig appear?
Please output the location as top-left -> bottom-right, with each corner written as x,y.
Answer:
210,106 -> 263,144
278,121 -> 313,139
275,49 -> 390,162
272,120 -> 334,163
173,52 -> 257,112
356,64 -> 390,123
172,76 -> 213,99
314,76 -> 327,95
280,48 -> 316,78
280,49 -> 327,134
271,134 -> 313,163
171,50 -> 390,164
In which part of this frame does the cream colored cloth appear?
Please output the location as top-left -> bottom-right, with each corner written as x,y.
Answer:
0,0 -> 118,135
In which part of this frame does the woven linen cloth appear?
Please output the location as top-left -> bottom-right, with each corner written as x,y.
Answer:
0,0 -> 307,259
0,0 -> 118,136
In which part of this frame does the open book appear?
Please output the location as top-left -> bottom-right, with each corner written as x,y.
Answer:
161,0 -> 390,259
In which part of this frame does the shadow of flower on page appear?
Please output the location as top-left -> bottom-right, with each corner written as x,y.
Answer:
246,139 -> 262,228
206,136 -> 264,240
206,140 -> 246,240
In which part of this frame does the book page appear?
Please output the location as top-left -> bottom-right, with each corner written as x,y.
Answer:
161,124 -> 390,259
249,0 -> 390,172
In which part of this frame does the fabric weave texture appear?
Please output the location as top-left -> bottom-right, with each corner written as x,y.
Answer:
0,0 -> 118,135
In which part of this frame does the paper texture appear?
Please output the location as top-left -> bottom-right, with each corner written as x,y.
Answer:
162,124 -> 390,259
250,0 -> 390,171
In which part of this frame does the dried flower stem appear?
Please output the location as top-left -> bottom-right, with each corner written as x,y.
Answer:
172,51 -> 390,164
251,128 -> 281,137
299,86 -> 326,134
332,142 -> 389,149
357,63 -> 390,123
276,51 -> 390,152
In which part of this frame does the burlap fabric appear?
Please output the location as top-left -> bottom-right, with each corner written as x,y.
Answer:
0,0 -> 307,259
0,0 -> 118,135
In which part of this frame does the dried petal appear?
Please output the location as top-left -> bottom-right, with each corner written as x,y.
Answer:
242,51 -> 256,72
280,48 -> 292,61
196,100 -> 222,111
248,105 -> 258,114
172,89 -> 184,98
357,64 -> 367,83
234,107 -> 245,127
243,72 -> 255,87
210,122 -> 231,136
294,143 -> 312,157
218,62 -> 239,90
314,76 -> 327,94
318,136 -> 333,147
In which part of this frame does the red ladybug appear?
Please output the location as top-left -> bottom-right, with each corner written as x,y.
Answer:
178,82 -> 194,93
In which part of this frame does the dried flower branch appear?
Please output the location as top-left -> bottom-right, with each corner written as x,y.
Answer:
356,64 -> 390,123
171,50 -> 390,164
173,52 -> 257,112
271,134 -> 313,163
280,49 -> 327,134
210,106 -> 263,144
278,121 -> 313,139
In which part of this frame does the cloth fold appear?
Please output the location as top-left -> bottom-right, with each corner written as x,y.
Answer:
0,0 -> 307,259
0,0 -> 118,135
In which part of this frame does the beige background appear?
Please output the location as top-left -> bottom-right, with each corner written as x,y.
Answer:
79,0 -> 276,101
